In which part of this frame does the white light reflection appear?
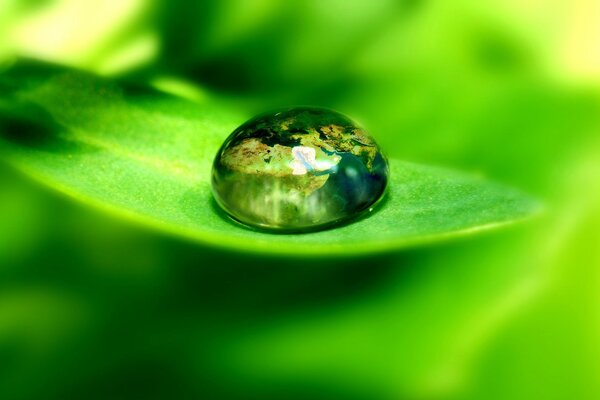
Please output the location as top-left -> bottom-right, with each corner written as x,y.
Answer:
289,146 -> 340,175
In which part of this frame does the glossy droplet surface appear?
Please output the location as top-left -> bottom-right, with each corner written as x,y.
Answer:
211,107 -> 389,231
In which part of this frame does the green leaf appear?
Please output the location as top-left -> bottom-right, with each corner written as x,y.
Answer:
0,60 -> 539,255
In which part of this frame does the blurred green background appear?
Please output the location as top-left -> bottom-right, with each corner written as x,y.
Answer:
1,0 -> 600,399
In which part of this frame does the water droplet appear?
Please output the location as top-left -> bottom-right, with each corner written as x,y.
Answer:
211,107 -> 388,232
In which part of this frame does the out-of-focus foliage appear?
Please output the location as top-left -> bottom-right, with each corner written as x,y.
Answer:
0,1 -> 599,399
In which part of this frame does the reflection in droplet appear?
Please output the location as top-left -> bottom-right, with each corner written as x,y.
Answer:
211,107 -> 388,232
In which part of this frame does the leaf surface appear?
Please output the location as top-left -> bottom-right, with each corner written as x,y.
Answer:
0,60 -> 539,255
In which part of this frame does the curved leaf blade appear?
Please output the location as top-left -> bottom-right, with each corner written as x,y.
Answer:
0,60 -> 539,255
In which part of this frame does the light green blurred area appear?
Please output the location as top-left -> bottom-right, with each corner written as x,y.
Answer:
0,1 -> 599,399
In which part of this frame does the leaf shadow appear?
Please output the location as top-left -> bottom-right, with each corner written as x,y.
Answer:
165,244 -> 400,323
0,100 -> 97,154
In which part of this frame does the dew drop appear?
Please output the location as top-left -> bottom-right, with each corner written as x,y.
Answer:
211,107 -> 389,232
